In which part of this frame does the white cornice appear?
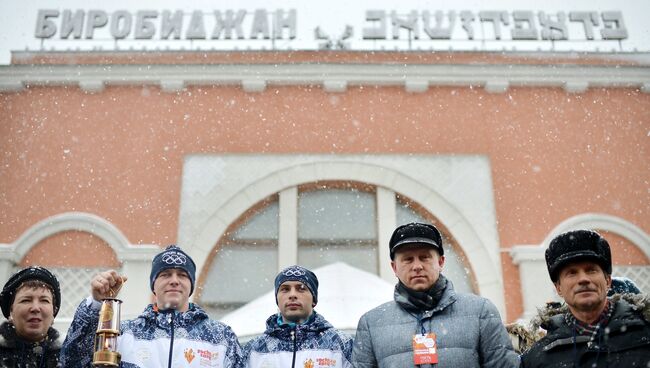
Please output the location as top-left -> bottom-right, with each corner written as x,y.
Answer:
0,63 -> 649,93
510,245 -> 546,265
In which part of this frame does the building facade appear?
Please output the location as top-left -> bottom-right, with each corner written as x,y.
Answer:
1,3 -> 649,335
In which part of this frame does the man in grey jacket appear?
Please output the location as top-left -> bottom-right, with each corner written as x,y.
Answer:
352,222 -> 519,368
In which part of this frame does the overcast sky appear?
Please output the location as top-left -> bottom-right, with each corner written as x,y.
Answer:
0,0 -> 648,64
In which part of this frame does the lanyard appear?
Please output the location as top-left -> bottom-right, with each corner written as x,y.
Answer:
408,311 -> 428,335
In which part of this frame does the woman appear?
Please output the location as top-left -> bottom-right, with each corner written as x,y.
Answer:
0,266 -> 62,367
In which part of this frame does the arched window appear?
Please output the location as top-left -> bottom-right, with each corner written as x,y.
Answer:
200,183 -> 475,318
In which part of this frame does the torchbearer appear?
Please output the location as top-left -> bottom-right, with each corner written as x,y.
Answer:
61,245 -> 244,368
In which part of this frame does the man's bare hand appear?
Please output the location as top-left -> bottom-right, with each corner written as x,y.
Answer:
91,270 -> 128,301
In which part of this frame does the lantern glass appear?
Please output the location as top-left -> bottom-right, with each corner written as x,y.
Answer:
93,298 -> 122,367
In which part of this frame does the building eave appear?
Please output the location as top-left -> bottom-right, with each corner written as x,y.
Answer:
1,62 -> 649,93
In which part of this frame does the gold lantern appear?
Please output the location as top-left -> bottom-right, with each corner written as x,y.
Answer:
92,298 -> 122,367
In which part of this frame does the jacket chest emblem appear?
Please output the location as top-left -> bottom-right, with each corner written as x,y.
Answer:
304,357 -> 337,368
317,358 -> 337,367
184,348 -> 195,363
197,349 -> 220,366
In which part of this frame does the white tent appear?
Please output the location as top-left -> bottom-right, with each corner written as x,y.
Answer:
220,262 -> 395,339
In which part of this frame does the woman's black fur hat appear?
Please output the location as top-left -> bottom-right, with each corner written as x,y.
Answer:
0,266 -> 61,318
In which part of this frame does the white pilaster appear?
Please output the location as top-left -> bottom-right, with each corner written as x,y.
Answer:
119,249 -> 159,319
510,245 -> 556,320
278,187 -> 298,270
376,187 -> 397,283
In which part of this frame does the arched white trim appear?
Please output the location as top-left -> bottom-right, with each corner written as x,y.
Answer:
543,213 -> 650,260
0,212 -> 161,263
12,212 -> 129,262
185,159 -> 506,315
0,212 -> 161,324
0,212 -> 160,324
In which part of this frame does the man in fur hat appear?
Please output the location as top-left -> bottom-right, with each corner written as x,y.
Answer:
521,230 -> 650,367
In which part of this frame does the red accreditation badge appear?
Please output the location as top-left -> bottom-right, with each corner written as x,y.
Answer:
412,333 -> 438,365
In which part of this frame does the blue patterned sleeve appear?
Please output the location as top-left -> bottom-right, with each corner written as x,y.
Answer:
241,338 -> 254,367
342,331 -> 354,368
59,298 -> 101,368
222,324 -> 245,368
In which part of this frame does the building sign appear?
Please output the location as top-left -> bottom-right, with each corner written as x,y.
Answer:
34,9 -> 629,51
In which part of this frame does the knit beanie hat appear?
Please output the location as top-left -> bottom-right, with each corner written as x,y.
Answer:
0,266 -> 61,318
545,230 -> 612,282
608,276 -> 641,296
274,265 -> 319,305
150,245 -> 196,296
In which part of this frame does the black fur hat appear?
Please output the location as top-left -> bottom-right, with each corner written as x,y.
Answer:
0,266 -> 61,318
545,230 -> 612,282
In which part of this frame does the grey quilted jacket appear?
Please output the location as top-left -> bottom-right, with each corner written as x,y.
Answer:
352,280 -> 519,368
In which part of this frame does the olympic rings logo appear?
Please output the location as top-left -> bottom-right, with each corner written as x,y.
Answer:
162,252 -> 187,265
283,267 -> 306,277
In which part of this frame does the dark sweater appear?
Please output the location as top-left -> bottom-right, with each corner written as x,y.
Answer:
0,321 -> 62,368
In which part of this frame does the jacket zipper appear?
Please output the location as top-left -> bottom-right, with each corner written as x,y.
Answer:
291,328 -> 297,368
168,312 -> 175,368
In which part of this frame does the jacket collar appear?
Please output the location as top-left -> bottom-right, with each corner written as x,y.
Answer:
264,310 -> 332,337
140,303 -> 209,328
394,276 -> 457,316
535,294 -> 650,334
537,296 -> 649,351
0,320 -> 61,350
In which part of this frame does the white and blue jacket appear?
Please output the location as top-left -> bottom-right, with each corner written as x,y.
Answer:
243,312 -> 352,368
60,298 -> 243,368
